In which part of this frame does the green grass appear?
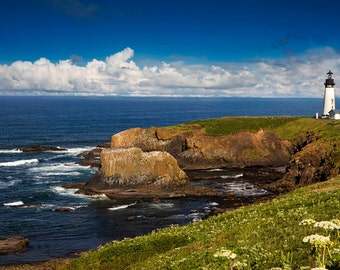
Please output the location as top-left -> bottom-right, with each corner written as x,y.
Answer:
62,177 -> 340,270
172,116 -> 340,141
188,116 -> 301,136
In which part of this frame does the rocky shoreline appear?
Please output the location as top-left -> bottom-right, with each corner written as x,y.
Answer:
2,120 -> 338,269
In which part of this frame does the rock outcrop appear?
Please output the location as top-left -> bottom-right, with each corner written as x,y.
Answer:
78,123 -> 338,197
76,142 -> 111,167
269,142 -> 335,193
19,145 -> 66,152
0,236 -> 29,255
84,147 -> 188,190
110,127 -> 292,170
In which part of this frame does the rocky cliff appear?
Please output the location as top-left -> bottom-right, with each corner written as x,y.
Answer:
111,127 -> 292,170
79,118 -> 339,197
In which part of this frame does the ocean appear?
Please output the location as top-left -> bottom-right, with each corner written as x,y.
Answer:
0,96 -> 325,265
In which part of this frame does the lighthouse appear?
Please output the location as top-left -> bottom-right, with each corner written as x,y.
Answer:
322,70 -> 336,117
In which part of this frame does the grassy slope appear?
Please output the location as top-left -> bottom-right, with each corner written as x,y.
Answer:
62,177 -> 340,270
62,117 -> 340,270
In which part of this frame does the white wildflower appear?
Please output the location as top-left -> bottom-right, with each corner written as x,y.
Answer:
314,221 -> 340,231
302,234 -> 331,245
330,219 -> 340,226
213,249 -> 237,260
299,219 -> 316,226
233,260 -> 248,268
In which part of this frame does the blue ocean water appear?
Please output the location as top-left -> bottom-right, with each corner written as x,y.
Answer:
0,96 -> 324,265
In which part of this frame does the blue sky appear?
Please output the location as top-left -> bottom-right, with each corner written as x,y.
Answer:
1,0 -> 340,97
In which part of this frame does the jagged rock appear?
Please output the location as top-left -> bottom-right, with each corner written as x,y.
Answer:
77,143 -> 112,168
269,142 -> 335,193
0,236 -> 29,255
19,144 -> 66,152
95,147 -> 188,188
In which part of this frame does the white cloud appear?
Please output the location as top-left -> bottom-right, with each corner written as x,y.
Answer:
1,47 -> 340,97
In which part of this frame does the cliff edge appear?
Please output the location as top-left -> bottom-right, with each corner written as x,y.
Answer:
79,117 -> 340,197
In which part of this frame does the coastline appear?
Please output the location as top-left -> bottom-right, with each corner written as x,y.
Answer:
2,115 -> 339,267
0,189 -> 279,269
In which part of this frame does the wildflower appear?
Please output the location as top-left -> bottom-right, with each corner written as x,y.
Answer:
303,234 -> 332,268
299,219 -> 316,226
213,249 -> 237,260
314,221 -> 340,231
330,219 -> 340,226
233,260 -> 248,268
302,234 -> 331,246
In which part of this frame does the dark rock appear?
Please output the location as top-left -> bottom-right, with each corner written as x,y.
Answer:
269,142 -> 335,193
19,144 -> 66,152
53,207 -> 75,212
0,236 -> 29,255
62,182 -> 85,189
77,145 -> 110,168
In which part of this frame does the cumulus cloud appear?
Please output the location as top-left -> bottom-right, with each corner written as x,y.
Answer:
1,47 -> 340,97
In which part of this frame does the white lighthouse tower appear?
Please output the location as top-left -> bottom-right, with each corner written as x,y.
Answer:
322,70 -> 336,117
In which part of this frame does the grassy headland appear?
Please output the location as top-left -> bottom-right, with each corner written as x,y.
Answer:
61,116 -> 340,269
174,116 -> 340,169
175,116 -> 340,141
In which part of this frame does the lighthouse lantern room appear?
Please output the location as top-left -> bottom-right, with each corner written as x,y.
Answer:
322,70 -> 336,117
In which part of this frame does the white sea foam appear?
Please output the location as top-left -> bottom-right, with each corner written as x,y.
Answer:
0,179 -> 22,189
90,194 -> 109,200
221,173 -> 243,179
0,148 -> 21,153
108,203 -> 136,211
29,162 -> 90,174
222,181 -> 267,196
0,158 -> 39,167
149,202 -> 175,209
189,212 -> 204,222
208,202 -> 219,206
4,201 -> 24,207
65,146 -> 95,156
41,171 -> 81,176
52,186 -> 109,200
52,186 -> 82,197
207,168 -> 224,172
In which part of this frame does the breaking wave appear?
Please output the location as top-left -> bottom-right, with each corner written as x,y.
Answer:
3,201 -> 25,207
0,148 -> 21,153
28,162 -> 89,174
108,203 -> 136,211
0,158 -> 39,167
